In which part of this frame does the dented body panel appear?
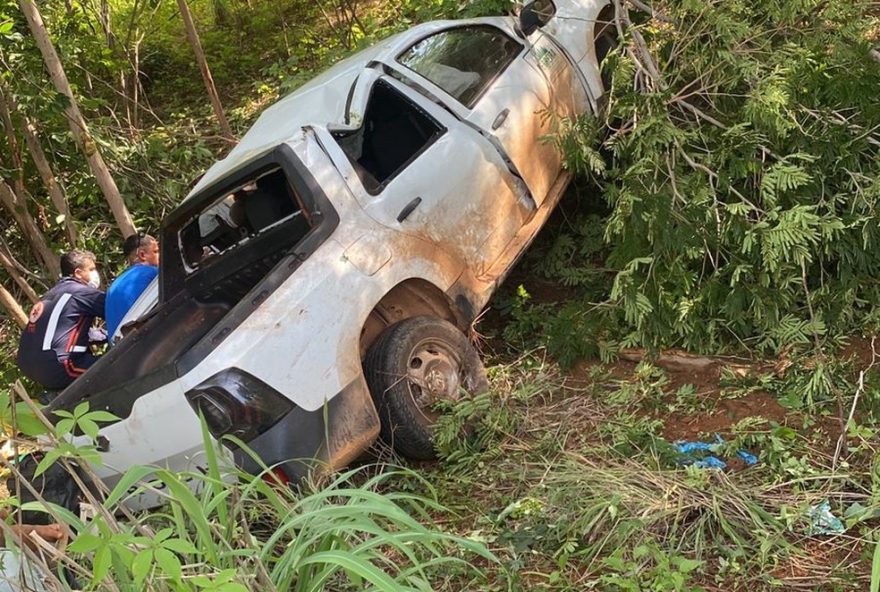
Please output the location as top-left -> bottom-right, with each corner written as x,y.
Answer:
50,1 -> 610,511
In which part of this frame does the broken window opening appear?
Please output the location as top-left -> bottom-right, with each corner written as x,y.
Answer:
332,79 -> 446,194
179,168 -> 310,272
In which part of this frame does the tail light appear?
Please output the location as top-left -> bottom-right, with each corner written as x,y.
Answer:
185,369 -> 294,445
262,467 -> 290,487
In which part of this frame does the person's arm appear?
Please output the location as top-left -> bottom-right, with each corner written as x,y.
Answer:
0,522 -> 67,550
78,287 -> 107,319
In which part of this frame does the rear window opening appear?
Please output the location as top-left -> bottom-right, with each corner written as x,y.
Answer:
179,168 -> 309,271
333,79 -> 445,194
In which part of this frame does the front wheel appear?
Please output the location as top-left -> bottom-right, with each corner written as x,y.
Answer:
363,316 -> 489,460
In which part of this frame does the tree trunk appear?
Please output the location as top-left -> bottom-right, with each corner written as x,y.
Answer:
177,0 -> 235,143
20,115 -> 78,246
17,0 -> 137,238
0,84 -> 78,246
0,179 -> 60,278
100,0 -> 113,49
0,87 -> 26,198
0,248 -> 39,304
0,281 -> 28,328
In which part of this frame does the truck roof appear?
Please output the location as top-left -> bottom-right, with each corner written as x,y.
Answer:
185,19 -> 492,200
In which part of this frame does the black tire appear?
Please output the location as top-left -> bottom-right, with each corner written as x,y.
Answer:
363,316 -> 489,460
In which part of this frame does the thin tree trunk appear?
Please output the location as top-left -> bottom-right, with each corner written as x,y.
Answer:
20,116 -> 78,246
0,84 -> 78,246
0,235 -> 49,290
100,0 -> 113,48
177,0 -> 235,143
0,281 -> 28,328
0,179 -> 60,278
18,0 -> 136,238
0,248 -> 39,303
0,89 -> 26,198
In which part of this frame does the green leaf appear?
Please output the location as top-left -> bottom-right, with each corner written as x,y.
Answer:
105,466 -> 157,506
155,548 -> 181,581
85,410 -> 120,423
68,532 -> 102,553
131,549 -> 153,585
162,538 -> 198,554
74,401 -> 90,418
154,528 -> 173,543
55,418 -> 75,437
299,551 -> 400,591
676,557 -> 702,573
34,450 -> 60,477
93,546 -> 112,582
79,418 -> 100,439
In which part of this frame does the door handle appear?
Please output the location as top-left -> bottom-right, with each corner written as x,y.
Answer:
492,109 -> 510,130
396,197 -> 422,223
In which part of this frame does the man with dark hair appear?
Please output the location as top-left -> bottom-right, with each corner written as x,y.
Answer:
105,233 -> 159,340
16,250 -> 106,390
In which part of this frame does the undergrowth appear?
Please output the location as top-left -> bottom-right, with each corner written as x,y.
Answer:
424,352 -> 880,591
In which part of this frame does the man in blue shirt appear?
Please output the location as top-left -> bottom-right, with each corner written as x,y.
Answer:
105,233 -> 160,340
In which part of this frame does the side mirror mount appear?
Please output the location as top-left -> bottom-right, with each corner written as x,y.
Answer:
519,2 -> 542,37
519,1 -> 555,37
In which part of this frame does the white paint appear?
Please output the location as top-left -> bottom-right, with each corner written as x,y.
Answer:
80,2 -> 611,505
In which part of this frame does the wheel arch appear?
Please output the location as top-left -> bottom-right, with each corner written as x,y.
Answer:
359,278 -> 472,358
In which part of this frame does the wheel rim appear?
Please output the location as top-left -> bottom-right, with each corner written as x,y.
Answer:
404,337 -> 463,423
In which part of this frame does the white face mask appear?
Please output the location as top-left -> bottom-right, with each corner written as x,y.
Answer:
88,270 -> 101,289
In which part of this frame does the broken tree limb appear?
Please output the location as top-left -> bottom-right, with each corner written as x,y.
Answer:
20,115 -> 78,246
177,0 -> 235,143
0,83 -> 78,246
0,248 -> 39,303
0,281 -> 28,327
619,348 -> 720,371
0,83 -> 26,198
626,0 -> 673,23
0,179 -> 60,277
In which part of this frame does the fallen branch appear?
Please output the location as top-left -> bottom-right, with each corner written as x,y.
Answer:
620,348 -> 720,371
626,0 -> 673,24
833,336 -> 877,469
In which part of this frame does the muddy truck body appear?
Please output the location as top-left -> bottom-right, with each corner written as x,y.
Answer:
48,0 -> 613,509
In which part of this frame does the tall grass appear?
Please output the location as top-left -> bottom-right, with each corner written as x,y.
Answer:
2,384 -> 495,591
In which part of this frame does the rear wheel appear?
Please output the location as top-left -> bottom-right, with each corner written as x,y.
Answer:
363,316 -> 488,460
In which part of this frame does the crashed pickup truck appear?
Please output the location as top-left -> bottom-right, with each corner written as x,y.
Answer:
49,0 -> 614,507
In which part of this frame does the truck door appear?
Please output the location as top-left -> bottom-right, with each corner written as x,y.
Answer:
394,24 -> 566,206
315,74 -> 533,278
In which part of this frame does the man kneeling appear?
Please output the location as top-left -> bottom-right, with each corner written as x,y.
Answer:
16,250 -> 106,390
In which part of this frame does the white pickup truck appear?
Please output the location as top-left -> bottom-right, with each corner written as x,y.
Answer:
49,0 -> 614,506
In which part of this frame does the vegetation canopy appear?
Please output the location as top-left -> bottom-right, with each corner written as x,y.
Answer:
540,0 -> 880,360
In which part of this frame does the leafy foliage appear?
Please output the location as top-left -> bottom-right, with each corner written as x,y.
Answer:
531,0 -> 880,358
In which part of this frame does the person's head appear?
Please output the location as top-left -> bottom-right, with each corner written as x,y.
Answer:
60,250 -> 100,289
123,233 -> 160,267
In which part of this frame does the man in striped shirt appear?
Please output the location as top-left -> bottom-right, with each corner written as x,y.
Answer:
16,250 -> 106,390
